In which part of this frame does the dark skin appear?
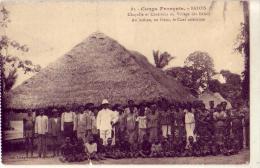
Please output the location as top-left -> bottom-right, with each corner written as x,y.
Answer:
209,101 -> 215,109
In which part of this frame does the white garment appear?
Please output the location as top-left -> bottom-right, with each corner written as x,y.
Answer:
61,112 -> 76,131
96,108 -> 118,130
85,143 -> 97,154
185,123 -> 196,146
78,113 -> 85,122
136,116 -> 147,129
35,115 -> 48,134
63,112 -> 74,122
161,125 -> 171,138
100,129 -> 112,146
185,112 -> 196,146
185,112 -> 195,124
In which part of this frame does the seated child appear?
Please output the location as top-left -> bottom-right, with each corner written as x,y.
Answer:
177,135 -> 186,157
74,138 -> 88,162
85,135 -> 100,160
60,137 -> 75,162
113,138 -> 124,159
232,136 -> 240,155
209,135 -> 219,156
220,136 -> 229,156
139,135 -> 152,158
150,138 -> 163,157
172,135 -> 182,157
211,135 -> 220,156
130,142 -> 140,158
119,135 -> 131,158
223,135 -> 239,156
97,138 -> 106,160
216,134 -> 225,154
193,135 -> 202,157
105,138 -> 120,159
166,135 -> 175,157
200,136 -> 211,156
161,137 -> 170,157
182,136 -> 195,157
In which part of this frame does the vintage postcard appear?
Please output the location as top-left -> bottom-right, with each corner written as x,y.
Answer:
0,0 -> 255,166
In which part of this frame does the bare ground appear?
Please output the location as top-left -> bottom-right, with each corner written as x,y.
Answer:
2,149 -> 249,165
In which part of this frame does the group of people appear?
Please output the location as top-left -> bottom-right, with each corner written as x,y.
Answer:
22,98 -> 249,162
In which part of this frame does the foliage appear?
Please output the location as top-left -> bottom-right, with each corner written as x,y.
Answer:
166,51 -> 215,96
220,70 -> 241,85
185,51 -> 215,93
208,70 -> 242,106
234,1 -> 250,100
153,50 -> 175,69
209,0 -> 249,100
0,6 -> 41,93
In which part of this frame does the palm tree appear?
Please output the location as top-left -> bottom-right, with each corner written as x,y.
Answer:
153,50 -> 175,69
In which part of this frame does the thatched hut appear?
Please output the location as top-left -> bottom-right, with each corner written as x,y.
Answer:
6,32 -> 194,109
199,90 -> 232,109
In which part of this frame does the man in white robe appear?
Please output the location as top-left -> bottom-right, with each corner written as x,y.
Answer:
96,99 -> 118,146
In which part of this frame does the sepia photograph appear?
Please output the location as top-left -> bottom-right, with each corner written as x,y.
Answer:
0,0 -> 251,165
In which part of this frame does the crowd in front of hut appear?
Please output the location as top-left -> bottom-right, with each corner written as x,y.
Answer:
22,98 -> 249,162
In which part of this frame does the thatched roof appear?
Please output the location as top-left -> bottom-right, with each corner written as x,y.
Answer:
6,32 -> 195,109
199,90 -> 232,109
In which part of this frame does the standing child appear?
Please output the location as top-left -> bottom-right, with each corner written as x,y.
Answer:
136,107 -> 147,143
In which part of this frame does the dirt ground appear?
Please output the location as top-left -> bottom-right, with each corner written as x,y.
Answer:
2,149 -> 249,165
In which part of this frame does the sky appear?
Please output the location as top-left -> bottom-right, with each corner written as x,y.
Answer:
2,0 -> 245,87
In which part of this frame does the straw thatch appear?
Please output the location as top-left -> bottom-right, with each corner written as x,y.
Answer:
6,32 -> 195,109
199,90 -> 232,109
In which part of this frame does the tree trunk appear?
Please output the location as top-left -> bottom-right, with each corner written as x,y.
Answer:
242,1 -> 250,100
